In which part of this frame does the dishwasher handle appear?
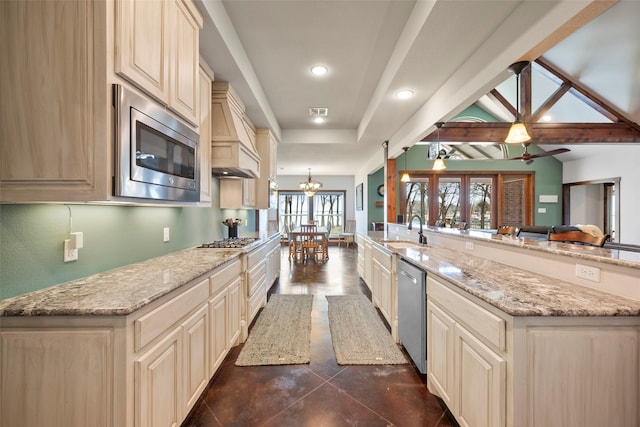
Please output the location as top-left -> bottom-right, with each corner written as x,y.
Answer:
399,269 -> 417,284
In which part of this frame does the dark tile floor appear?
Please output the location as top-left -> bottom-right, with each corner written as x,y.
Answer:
182,246 -> 456,427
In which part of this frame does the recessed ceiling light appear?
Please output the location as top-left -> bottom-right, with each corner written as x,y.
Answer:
395,89 -> 414,99
311,65 -> 328,76
313,117 -> 325,124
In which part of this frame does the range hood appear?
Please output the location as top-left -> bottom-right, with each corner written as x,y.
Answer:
211,82 -> 261,178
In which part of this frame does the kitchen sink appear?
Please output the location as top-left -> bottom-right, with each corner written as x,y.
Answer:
383,241 -> 427,250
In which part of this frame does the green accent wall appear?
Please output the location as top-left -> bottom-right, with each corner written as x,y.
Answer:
0,178 -> 256,300
368,168 -> 385,225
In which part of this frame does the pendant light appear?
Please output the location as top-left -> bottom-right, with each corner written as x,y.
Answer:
432,122 -> 446,171
505,61 -> 531,144
400,147 -> 411,182
299,168 -> 322,197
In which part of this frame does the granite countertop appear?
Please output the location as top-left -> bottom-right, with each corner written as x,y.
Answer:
366,234 -> 640,317
429,227 -> 640,269
0,247 -> 244,317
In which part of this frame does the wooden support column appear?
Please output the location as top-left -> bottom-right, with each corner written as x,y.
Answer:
386,158 -> 397,225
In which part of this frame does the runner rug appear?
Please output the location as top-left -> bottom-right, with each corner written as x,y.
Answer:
326,294 -> 407,365
235,294 -> 314,366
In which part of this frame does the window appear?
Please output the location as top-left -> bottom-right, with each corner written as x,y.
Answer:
400,172 -> 533,230
278,191 -> 345,233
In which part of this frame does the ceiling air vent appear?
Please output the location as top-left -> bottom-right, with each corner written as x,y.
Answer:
309,107 -> 328,117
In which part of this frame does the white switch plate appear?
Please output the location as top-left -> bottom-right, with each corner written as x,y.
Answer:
576,263 -> 600,282
163,227 -> 170,242
64,239 -> 78,262
538,207 -> 547,213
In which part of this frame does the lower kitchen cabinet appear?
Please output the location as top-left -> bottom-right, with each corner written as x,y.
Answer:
427,275 -> 640,427
135,326 -> 183,427
428,276 -> 506,427
0,256 -> 246,427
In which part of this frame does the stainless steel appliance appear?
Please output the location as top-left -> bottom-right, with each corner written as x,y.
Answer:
113,84 -> 200,202
398,258 -> 427,374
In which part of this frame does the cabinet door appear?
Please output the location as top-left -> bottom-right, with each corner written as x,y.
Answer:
379,263 -> 392,323
227,277 -> 242,348
427,301 -> 455,407
454,324 -> 506,427
182,305 -> 208,414
242,178 -> 256,208
115,0 -> 169,104
169,0 -> 199,125
209,290 -> 228,376
1,0 -> 109,202
135,327 -> 182,427
198,64 -> 212,203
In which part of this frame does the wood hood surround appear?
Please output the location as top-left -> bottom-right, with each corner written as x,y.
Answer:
211,82 -> 261,179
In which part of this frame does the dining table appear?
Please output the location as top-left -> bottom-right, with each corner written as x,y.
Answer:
290,226 -> 329,262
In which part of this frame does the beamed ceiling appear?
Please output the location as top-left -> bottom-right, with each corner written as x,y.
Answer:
421,59 -> 640,145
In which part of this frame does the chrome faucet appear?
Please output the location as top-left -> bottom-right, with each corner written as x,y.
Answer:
407,215 -> 427,245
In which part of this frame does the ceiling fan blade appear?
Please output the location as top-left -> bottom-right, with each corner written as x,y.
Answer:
528,147 -> 571,159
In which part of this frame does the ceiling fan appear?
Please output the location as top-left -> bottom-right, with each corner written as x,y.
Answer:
508,143 -> 570,164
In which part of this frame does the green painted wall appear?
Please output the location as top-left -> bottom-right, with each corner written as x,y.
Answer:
368,168 -> 385,226
0,178 -> 257,299
370,144 -> 563,227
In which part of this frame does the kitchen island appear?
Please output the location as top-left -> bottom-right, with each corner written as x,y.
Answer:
0,233 -> 281,427
359,227 -> 640,427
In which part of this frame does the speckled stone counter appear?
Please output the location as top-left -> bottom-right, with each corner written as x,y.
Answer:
427,226 -> 640,269
0,247 -> 243,317
366,232 -> 640,317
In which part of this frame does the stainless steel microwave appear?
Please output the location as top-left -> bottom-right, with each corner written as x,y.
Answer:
113,84 -> 200,203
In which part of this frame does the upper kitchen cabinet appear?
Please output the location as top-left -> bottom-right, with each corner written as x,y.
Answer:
0,0 -> 205,204
115,0 -> 202,126
254,129 -> 278,209
0,0 -> 110,202
198,60 -> 214,204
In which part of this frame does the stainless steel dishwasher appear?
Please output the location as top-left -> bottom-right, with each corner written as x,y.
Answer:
397,258 -> 427,374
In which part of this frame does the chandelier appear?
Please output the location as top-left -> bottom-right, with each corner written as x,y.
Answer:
300,168 -> 322,197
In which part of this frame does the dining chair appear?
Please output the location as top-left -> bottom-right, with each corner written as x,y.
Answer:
497,225 -> 516,236
548,230 -> 609,247
299,224 -> 319,261
339,220 -> 356,247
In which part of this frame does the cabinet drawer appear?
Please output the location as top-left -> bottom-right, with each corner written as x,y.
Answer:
247,246 -> 266,270
135,278 -> 209,351
248,262 -> 266,296
209,258 -> 241,295
428,277 -> 506,352
372,246 -> 392,269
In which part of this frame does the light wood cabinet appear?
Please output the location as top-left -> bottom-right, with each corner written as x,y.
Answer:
115,0 -> 202,126
208,258 -> 242,375
0,0 -> 110,202
135,326 -> 183,427
427,274 -> 640,427
198,61 -> 214,204
371,245 -> 394,336
0,0 -> 204,203
0,254 -> 248,427
219,178 -> 256,209
254,128 -> 278,209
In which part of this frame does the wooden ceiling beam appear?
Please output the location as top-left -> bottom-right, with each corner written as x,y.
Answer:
420,122 -> 640,144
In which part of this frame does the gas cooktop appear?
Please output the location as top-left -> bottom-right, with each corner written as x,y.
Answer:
199,237 -> 259,248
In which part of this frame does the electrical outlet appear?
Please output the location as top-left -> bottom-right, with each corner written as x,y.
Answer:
576,263 -> 600,282
64,239 -> 78,262
465,241 -> 474,251
163,227 -> 170,242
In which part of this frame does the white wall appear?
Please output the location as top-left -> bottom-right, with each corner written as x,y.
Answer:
563,145 -> 640,244
569,184 -> 604,228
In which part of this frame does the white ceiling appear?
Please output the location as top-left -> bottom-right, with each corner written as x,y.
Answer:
197,0 -> 640,175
